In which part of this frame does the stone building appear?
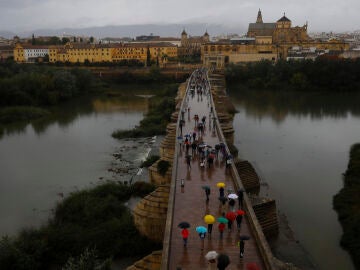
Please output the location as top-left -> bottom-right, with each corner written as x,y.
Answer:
179,29 -> 210,57
202,10 -> 349,68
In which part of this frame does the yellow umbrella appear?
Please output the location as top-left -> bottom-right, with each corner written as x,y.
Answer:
216,182 -> 225,188
204,214 -> 215,224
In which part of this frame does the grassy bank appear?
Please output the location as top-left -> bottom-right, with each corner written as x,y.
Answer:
333,143 -> 360,269
0,181 -> 159,270
112,83 -> 178,139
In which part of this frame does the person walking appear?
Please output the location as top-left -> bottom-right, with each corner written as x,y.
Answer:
236,213 -> 243,231
237,189 -> 244,209
207,223 -> 213,238
218,223 -> 225,239
181,228 -> 189,247
186,155 -> 191,170
239,239 -> 245,258
228,198 -> 235,212
219,187 -> 225,198
205,187 -> 211,202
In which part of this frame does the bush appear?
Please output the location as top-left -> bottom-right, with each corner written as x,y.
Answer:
0,181 -> 160,269
140,155 -> 160,168
157,160 -> 170,176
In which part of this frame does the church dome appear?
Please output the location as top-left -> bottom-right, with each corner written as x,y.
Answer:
277,14 -> 291,22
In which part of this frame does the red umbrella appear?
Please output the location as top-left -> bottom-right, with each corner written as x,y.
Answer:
225,211 -> 236,221
237,210 -> 245,216
246,262 -> 260,270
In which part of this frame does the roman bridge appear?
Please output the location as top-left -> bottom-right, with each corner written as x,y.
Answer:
128,69 -> 292,270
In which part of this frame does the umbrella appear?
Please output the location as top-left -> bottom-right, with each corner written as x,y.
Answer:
206,145 -> 212,148
204,215 -> 215,224
240,235 -> 251,241
205,250 -> 218,261
216,182 -> 225,188
225,212 -> 236,221
202,185 -> 210,190
246,262 -> 260,270
237,210 -> 245,216
198,143 -> 206,148
217,254 -> 230,268
178,221 -> 190,229
184,134 -> 190,137
196,226 -> 207,234
228,193 -> 238,199
217,217 -> 229,224
177,136 -> 183,140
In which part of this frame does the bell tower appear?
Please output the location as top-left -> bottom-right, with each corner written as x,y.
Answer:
256,9 -> 263,23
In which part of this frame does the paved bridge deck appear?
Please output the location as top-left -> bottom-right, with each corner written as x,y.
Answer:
167,73 -> 265,269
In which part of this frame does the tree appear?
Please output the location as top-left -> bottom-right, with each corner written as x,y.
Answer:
53,71 -> 77,99
146,45 -> 151,67
89,36 -> 94,43
62,37 -> 70,44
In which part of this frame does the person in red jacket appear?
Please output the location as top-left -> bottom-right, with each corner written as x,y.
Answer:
181,228 -> 189,247
218,223 -> 225,239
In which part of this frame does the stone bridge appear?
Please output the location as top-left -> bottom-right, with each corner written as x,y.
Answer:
128,69 -> 297,270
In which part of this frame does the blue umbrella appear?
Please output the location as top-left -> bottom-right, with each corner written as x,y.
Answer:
196,226 -> 207,234
177,136 -> 183,140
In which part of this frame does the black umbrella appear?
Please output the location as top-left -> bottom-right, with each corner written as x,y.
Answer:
217,253 -> 230,269
240,235 -> 250,241
178,221 -> 190,229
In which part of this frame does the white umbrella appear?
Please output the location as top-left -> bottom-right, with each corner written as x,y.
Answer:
205,250 -> 218,261
228,193 -> 238,199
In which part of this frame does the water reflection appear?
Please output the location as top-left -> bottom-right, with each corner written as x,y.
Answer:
0,94 -> 149,140
228,85 -> 360,123
228,84 -> 359,270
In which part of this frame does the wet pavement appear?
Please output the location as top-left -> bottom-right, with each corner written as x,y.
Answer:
168,79 -> 264,269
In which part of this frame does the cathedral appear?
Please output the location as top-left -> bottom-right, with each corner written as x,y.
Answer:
201,10 -> 349,68
247,10 -> 309,44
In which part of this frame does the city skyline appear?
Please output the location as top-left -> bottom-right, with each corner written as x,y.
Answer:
0,0 -> 359,34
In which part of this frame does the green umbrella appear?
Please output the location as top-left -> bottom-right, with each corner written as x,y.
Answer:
202,185 -> 210,190
217,217 -> 229,224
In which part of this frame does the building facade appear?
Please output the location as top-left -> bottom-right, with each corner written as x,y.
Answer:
202,10 -> 349,68
14,42 -> 177,64
14,44 -> 49,62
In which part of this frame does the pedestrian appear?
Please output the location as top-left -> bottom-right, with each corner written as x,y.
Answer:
181,228 -> 189,247
239,239 -> 245,258
179,120 -> 183,135
236,213 -> 243,231
218,223 -> 225,239
181,109 -> 185,120
207,223 -> 213,237
227,219 -> 233,232
219,187 -> 225,198
199,232 -> 206,250
192,131 -> 197,142
191,141 -> 197,155
187,107 -> 190,118
186,155 -> 191,170
237,189 -> 244,209
205,187 -> 211,202
228,198 -> 235,212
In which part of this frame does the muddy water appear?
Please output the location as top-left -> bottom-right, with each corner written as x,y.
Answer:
228,86 -> 359,270
0,85 -> 164,237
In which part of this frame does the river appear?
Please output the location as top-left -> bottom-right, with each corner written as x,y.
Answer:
0,83 -> 169,237
228,86 -> 360,270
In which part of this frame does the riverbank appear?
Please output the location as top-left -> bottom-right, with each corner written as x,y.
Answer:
333,143 -> 360,269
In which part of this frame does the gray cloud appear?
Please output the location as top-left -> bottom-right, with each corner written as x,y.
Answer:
0,0 -> 359,33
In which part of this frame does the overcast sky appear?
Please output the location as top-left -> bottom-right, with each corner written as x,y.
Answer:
0,0 -> 359,34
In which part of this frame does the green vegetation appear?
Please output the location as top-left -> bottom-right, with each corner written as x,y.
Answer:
157,160 -> 171,176
333,143 -> 360,269
0,181 -> 158,270
62,247 -> 111,270
0,106 -> 49,124
112,84 -> 177,138
225,58 -> 360,92
140,155 -> 160,168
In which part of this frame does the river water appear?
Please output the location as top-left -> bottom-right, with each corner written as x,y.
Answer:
0,83 -> 168,237
228,86 -> 360,270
